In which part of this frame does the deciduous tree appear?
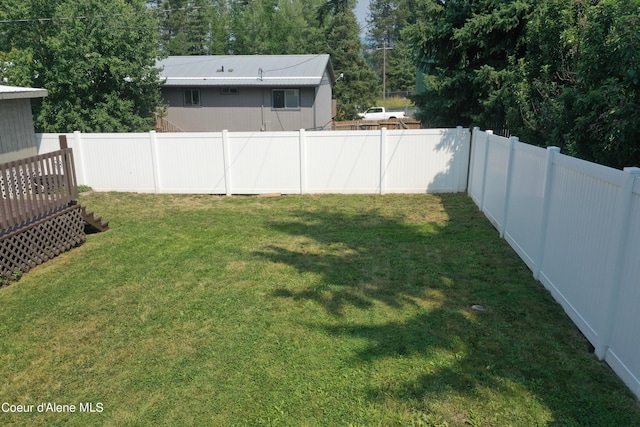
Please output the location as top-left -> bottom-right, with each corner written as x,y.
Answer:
0,0 -> 163,133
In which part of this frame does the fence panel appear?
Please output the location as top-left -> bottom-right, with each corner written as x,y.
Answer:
78,133 -> 156,192
606,180 -> 640,397
538,154 -> 623,348
385,128 -> 469,193
501,142 -> 548,270
481,133 -> 510,230
304,131 -> 381,193
468,129 -> 487,206
36,133 -> 71,155
154,133 -> 226,194
226,131 -> 301,194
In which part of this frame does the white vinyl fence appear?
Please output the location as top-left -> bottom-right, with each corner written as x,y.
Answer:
35,128 -> 470,194
468,128 -> 640,399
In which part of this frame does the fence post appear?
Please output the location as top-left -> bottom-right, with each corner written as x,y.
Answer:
479,130 -> 493,212
148,131 -> 160,193
299,129 -> 307,194
222,130 -> 232,196
596,166 -> 640,360
533,146 -> 561,280
454,126 -> 468,192
467,127 -> 480,197
379,127 -> 388,194
73,131 -> 86,186
58,135 -> 78,201
500,136 -> 518,238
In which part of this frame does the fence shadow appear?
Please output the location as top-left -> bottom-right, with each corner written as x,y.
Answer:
257,193 -> 639,425
428,127 -> 470,192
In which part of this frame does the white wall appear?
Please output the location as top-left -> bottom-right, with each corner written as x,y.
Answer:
468,128 -> 640,399
36,127 -> 471,195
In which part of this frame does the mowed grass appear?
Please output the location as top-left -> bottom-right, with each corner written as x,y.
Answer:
1,193 -> 639,426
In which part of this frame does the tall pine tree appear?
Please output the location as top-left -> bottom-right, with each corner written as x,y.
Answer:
317,0 -> 378,119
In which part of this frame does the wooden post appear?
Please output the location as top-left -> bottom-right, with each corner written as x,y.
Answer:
59,135 -> 78,202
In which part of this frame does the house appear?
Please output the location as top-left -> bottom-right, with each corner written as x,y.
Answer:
157,54 -> 335,132
0,85 -> 48,163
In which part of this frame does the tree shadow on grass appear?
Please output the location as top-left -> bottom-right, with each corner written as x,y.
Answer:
257,194 -> 640,425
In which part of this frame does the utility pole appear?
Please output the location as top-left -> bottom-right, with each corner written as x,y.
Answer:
377,39 -> 393,99
383,39 -> 387,99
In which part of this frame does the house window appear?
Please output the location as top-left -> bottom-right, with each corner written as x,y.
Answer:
272,89 -> 299,109
221,87 -> 239,95
184,89 -> 201,106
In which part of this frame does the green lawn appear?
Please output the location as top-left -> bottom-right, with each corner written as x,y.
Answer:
1,193 -> 638,426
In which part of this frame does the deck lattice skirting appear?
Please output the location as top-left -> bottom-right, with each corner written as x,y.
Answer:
0,205 -> 85,276
0,137 -> 100,279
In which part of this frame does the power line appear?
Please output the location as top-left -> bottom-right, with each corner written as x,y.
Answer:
0,6 -> 199,25
0,4 -> 373,35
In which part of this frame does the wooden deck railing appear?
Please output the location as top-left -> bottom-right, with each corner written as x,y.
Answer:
0,147 -> 78,236
154,112 -> 184,132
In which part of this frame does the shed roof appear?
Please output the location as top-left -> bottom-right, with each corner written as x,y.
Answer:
158,54 -> 334,88
0,84 -> 48,100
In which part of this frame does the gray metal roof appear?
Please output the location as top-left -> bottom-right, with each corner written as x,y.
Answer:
0,84 -> 48,100
157,54 -> 334,87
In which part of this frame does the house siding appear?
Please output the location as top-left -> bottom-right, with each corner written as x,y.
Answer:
0,99 -> 38,163
314,69 -> 334,130
162,85 -> 332,132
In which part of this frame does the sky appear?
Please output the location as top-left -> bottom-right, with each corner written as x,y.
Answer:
355,0 -> 370,33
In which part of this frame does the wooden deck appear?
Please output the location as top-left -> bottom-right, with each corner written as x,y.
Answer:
1,148 -> 78,233
1,139 -> 106,279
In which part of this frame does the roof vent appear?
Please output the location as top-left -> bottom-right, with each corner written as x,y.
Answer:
217,66 -> 224,72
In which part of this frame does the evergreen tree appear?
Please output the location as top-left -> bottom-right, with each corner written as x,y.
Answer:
366,0 -> 416,96
229,0 -> 321,54
158,0 -> 226,55
405,0 -> 534,129
317,0 -> 378,119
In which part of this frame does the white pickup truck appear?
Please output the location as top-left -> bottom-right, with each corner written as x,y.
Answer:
358,107 -> 408,121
